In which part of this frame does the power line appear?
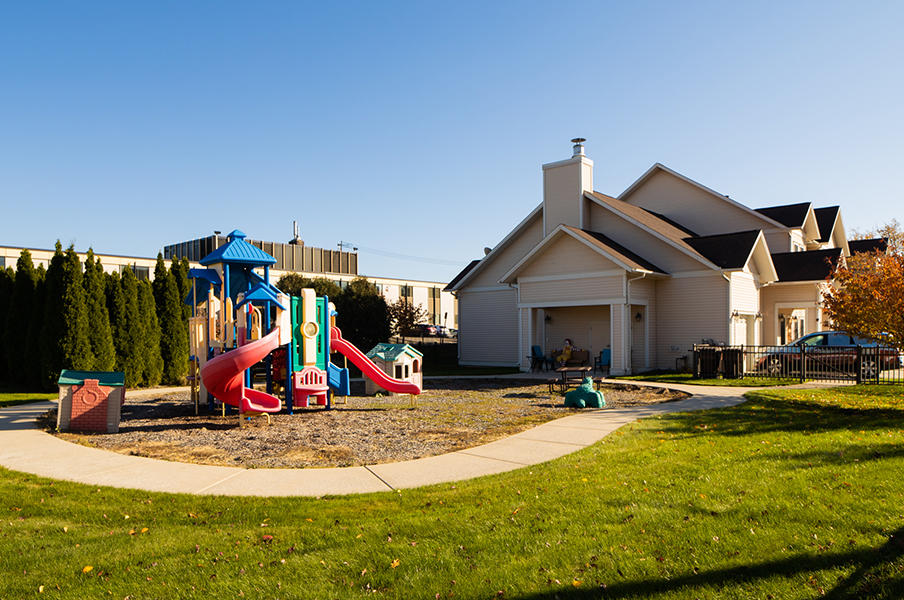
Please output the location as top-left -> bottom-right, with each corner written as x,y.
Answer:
340,243 -> 463,266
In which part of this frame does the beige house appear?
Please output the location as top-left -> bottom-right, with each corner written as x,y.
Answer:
448,140 -> 881,374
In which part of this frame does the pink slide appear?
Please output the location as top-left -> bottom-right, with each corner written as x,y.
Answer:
200,328 -> 282,414
330,327 -> 421,395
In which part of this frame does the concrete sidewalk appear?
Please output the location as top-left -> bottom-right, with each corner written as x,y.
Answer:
0,382 -> 749,497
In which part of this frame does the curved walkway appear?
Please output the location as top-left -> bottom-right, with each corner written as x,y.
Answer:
0,380 -> 753,497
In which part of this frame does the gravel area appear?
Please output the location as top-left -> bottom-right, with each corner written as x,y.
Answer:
45,379 -> 687,468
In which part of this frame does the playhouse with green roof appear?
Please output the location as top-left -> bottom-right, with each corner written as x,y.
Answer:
364,343 -> 423,395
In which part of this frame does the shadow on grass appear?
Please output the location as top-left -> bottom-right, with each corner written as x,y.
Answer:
657,396 -> 903,441
517,526 -> 904,599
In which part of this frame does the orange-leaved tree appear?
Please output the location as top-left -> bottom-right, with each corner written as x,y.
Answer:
822,248 -> 904,350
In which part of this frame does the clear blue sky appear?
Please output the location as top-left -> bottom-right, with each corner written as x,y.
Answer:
2,1 -> 901,282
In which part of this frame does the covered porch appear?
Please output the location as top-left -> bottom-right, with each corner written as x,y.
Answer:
519,303 -> 650,376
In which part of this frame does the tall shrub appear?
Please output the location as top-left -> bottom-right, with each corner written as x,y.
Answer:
138,279 -> 163,386
41,245 -> 94,386
153,255 -> 188,384
5,250 -> 38,384
83,250 -> 116,371
0,267 -> 13,382
114,268 -> 144,387
25,264 -> 47,386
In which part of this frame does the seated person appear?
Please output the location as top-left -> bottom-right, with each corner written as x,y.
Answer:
556,338 -> 574,366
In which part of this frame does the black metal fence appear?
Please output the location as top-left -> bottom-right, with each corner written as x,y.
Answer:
693,344 -> 904,384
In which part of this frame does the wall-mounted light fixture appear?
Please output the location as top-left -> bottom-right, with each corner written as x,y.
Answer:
544,314 -> 552,323
634,312 -> 643,322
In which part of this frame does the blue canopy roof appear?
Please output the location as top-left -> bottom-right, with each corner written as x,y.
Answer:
236,282 -> 286,310
199,230 -> 277,267
188,268 -> 222,285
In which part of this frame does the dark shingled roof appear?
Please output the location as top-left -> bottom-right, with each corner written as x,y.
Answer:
683,230 -> 761,269
568,227 -> 667,274
754,202 -> 811,228
814,206 -> 840,242
848,238 -> 888,254
642,209 -> 698,236
771,248 -> 842,282
444,259 -> 481,291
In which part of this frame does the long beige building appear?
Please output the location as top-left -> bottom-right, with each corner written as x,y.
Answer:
1,237 -> 457,329
448,140 -> 884,374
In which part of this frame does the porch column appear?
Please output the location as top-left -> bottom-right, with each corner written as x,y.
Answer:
610,303 -> 629,376
521,307 -> 534,372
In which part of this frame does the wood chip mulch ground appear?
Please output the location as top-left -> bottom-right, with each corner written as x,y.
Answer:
45,379 -> 688,469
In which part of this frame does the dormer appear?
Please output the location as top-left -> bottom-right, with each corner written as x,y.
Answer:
754,202 -> 821,252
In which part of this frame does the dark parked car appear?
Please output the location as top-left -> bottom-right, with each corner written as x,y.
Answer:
756,331 -> 899,378
411,323 -> 437,337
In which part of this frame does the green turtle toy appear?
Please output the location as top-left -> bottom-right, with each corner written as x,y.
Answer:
563,376 -> 606,408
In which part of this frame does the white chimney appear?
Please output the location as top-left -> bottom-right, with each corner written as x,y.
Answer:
542,138 -> 594,236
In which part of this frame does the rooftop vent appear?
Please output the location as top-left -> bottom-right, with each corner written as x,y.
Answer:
571,137 -> 586,157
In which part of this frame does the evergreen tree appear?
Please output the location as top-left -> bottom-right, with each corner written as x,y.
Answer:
5,250 -> 38,384
25,264 -> 47,386
335,277 -> 391,351
83,250 -> 116,371
0,267 -> 13,382
41,245 -> 94,387
115,268 -> 144,387
138,279 -> 163,386
153,254 -> 189,384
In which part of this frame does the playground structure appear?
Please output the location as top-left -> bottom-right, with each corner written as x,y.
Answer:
187,229 -> 420,420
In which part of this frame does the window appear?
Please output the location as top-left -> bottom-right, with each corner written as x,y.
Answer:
828,333 -> 854,346
801,333 -> 827,347
120,264 -> 150,281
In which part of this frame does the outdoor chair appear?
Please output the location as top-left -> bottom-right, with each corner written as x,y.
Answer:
594,348 -> 611,375
529,345 -> 553,372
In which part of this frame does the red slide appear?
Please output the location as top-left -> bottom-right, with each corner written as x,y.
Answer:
200,328 -> 282,414
330,327 -> 421,395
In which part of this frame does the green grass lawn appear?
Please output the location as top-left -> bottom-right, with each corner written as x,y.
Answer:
0,386 -> 56,407
2,385 -> 903,598
616,372 -> 798,387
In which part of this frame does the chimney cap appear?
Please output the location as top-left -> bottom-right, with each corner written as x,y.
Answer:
571,137 -> 586,157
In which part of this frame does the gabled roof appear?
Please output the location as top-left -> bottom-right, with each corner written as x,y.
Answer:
448,204 -> 542,291
366,343 -> 423,362
500,225 -> 665,284
199,230 -> 277,267
617,163 -> 790,230
683,230 -> 762,269
642,209 -> 698,236
848,238 -> 888,254
586,191 -> 721,270
814,206 -> 840,243
754,202 -> 812,228
444,259 -> 480,291
568,228 -> 666,274
771,248 -> 842,282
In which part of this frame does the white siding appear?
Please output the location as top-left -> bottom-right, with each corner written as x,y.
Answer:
468,215 -> 543,287
765,230 -> 793,253
517,234 -> 621,278
520,276 -> 624,305
622,169 -> 780,236
457,289 -> 520,365
730,272 -> 759,314
654,274 -> 729,370
629,278 -> 656,370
